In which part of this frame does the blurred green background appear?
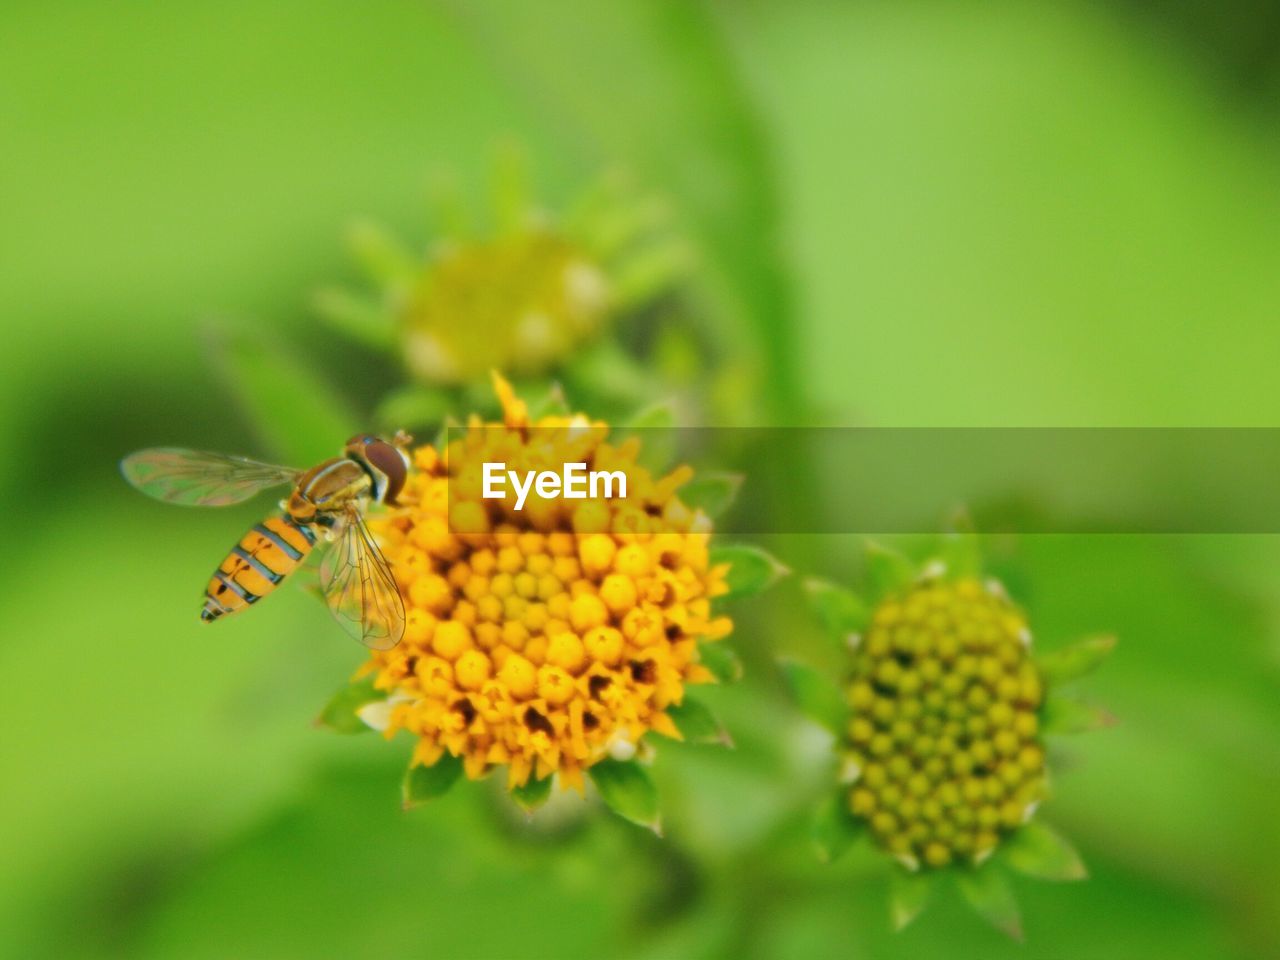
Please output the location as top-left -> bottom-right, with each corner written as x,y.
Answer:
4,1 -> 1280,957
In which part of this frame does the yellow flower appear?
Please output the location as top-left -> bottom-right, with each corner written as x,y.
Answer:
359,374 -> 731,794
846,576 -> 1046,870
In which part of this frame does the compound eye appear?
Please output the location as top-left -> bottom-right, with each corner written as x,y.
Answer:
364,439 -> 408,503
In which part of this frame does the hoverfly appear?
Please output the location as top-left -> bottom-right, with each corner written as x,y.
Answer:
121,433 -> 412,649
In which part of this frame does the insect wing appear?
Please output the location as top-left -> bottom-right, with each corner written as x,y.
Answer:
121,448 -> 301,507
319,507 -> 405,650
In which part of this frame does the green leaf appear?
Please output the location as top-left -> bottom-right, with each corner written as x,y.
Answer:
865,541 -> 916,600
510,773 -> 554,813
811,792 -> 863,864
1040,696 -> 1116,735
678,472 -> 743,520
312,287 -> 398,352
665,697 -> 732,747
698,642 -> 743,683
778,658 -> 847,735
588,759 -> 660,833
956,864 -> 1023,941
209,323 -> 359,466
1036,635 -> 1118,685
803,578 -> 869,646
314,675 -> 384,735
889,868 -> 933,931
1004,821 -> 1088,881
711,544 -> 790,598
401,754 -> 464,810
374,384 -> 453,432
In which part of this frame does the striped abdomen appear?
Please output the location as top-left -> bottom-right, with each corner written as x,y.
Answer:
201,515 -> 318,622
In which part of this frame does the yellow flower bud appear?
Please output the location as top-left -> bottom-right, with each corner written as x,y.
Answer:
583,626 -> 624,666
570,592 -> 608,632
498,653 -> 536,699
578,534 -> 616,577
455,650 -> 492,691
599,573 -> 638,615
546,631 -> 587,674
433,621 -> 473,660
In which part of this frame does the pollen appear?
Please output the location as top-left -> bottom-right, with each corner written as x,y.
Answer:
360,374 -> 730,793
845,577 -> 1047,868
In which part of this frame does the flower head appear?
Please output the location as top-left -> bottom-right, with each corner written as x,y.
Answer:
358,375 -> 731,796
315,148 -> 689,386
797,538 -> 1114,938
400,230 -> 608,383
846,576 -> 1045,870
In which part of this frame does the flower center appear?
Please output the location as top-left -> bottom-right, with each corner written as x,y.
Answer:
402,232 -> 609,382
845,577 -> 1047,869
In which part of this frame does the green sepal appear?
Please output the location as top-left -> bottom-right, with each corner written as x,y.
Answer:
698,642 -> 743,683
312,287 -> 398,352
208,324 -> 359,466
665,697 -> 732,747
803,578 -> 869,647
622,400 -> 677,470
527,382 -> 571,420
624,400 -> 676,431
425,167 -> 472,239
346,219 -> 420,288
889,867 -> 933,931
314,675 -> 384,735
1040,696 -> 1116,735
778,658 -> 847,736
865,541 -> 916,601
374,384 -> 453,433
1036,635 -> 1117,685
811,791 -> 863,864
510,773 -> 554,813
1003,821 -> 1088,881
678,472 -> 743,520
711,544 -> 790,598
937,528 -> 982,580
433,415 -> 464,458
611,237 -> 692,311
489,139 -> 531,237
401,754 -> 464,810
956,863 -> 1023,941
588,759 -> 661,833
565,339 -> 658,408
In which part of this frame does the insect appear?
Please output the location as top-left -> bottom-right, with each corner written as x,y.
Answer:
121,433 -> 413,649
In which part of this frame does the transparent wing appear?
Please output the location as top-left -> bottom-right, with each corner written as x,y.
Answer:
121,448 -> 301,507
319,505 -> 406,650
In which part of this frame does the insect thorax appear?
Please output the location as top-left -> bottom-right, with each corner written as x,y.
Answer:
291,458 -> 372,519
